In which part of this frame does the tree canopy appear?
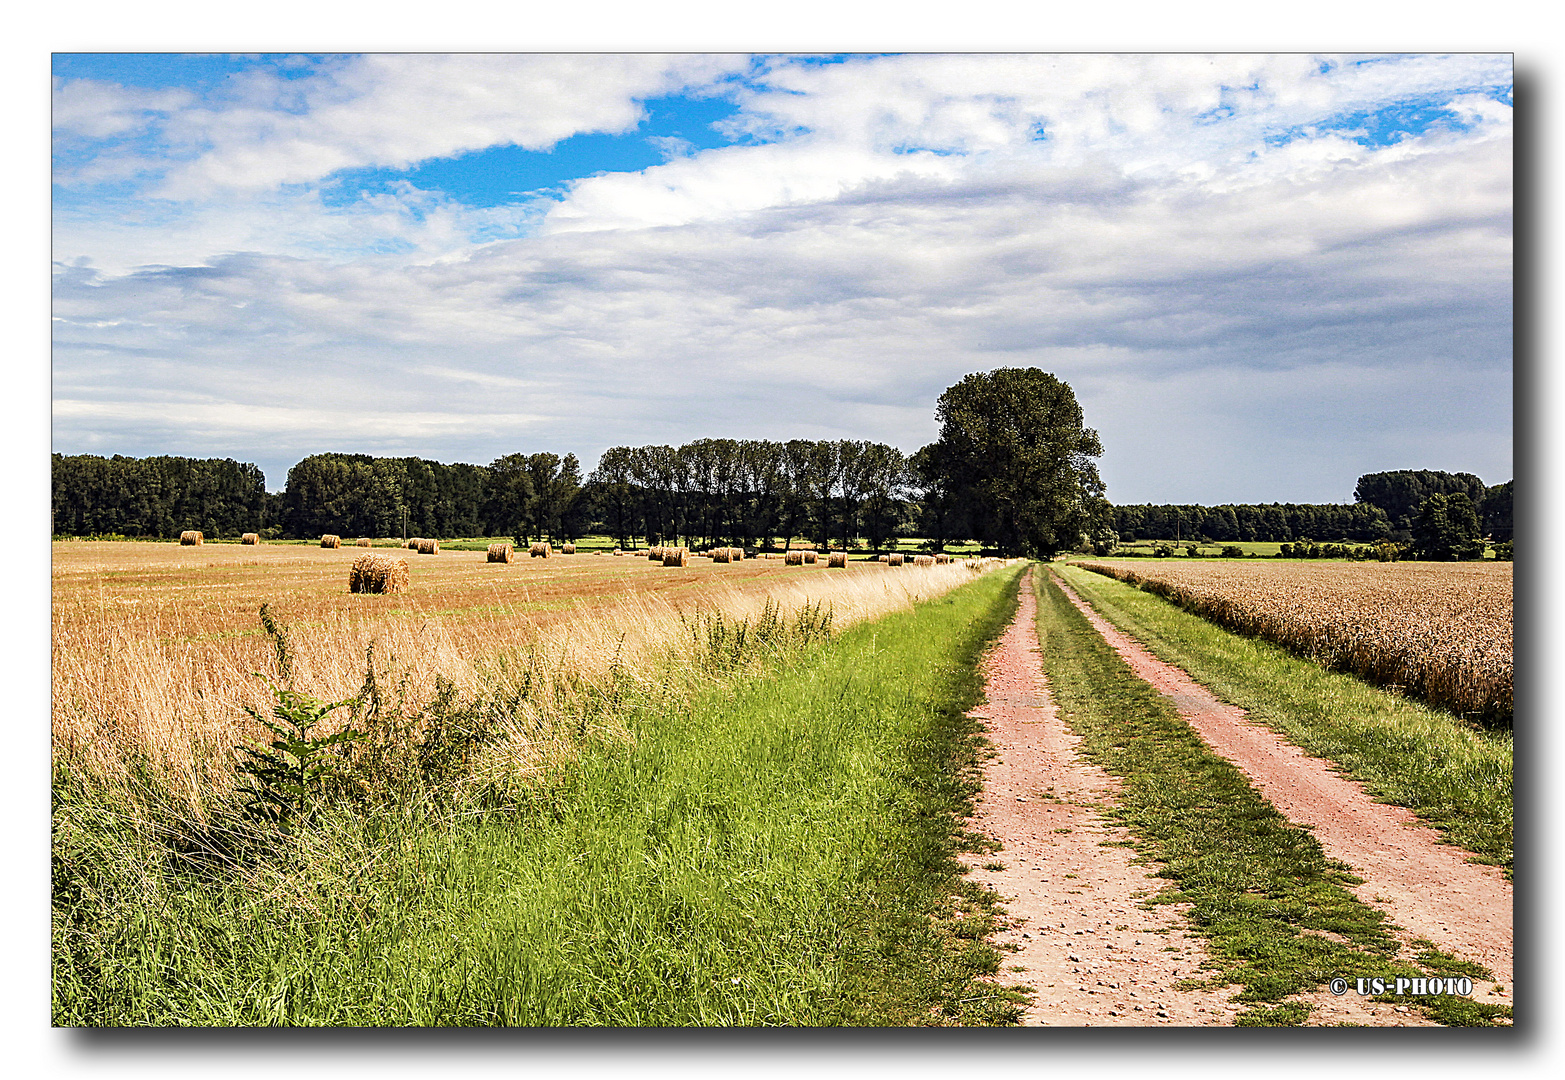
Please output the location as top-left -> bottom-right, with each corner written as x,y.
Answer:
917,369 -> 1105,559
1353,470 -> 1489,535
1412,492 -> 1486,561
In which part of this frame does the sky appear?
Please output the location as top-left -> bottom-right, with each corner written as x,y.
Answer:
51,52 -> 1514,502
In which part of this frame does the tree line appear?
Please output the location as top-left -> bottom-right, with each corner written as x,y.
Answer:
588,439 -> 913,551
50,371 -> 1107,557
52,449 -> 1515,561
1113,471 -> 1512,547
51,454 -> 272,539
279,453 -> 583,543
51,373 -> 1513,562
1112,502 -> 1395,544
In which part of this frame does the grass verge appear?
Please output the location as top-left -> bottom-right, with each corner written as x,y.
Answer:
1032,567 -> 1510,1027
1054,563 -> 1512,875
54,566 -> 1029,1026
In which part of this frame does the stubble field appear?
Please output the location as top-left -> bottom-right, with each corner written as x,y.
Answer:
53,540 -> 990,811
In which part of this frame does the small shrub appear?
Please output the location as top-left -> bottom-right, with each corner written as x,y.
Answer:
235,675 -> 364,829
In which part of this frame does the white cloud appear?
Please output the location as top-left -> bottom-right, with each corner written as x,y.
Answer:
50,53 -> 1513,501
147,54 -> 749,197
52,77 -> 192,139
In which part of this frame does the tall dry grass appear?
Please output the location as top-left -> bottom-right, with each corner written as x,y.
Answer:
52,541 -> 1011,816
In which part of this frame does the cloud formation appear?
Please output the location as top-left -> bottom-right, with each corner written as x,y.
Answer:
52,53 -> 1512,501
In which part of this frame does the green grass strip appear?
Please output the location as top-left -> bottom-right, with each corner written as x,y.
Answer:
1055,563 -> 1512,875
1032,567 -> 1510,1027
54,566 -> 1030,1027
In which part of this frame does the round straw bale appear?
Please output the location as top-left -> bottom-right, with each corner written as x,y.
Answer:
877,554 -> 889,563
934,554 -> 951,564
406,538 -> 421,549
240,533 -> 259,545
888,553 -> 904,566
648,546 -> 665,561
355,537 -> 372,547
803,551 -> 818,564
785,550 -> 804,565
321,535 -> 341,549
561,542 -> 576,554
662,547 -> 689,567
179,530 -> 203,546
914,555 -> 935,567
487,542 -> 513,563
827,552 -> 847,568
417,538 -> 440,555
612,549 -> 624,556
348,553 -> 409,595
710,548 -> 731,563
529,541 -> 552,558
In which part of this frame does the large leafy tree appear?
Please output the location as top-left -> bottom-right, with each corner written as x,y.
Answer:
1412,492 -> 1486,561
920,369 -> 1105,558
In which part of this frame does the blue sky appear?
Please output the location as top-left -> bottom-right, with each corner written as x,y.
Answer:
51,53 -> 1513,500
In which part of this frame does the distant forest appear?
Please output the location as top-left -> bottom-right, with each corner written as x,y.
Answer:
51,453 -> 1514,550
1112,471 -> 1512,545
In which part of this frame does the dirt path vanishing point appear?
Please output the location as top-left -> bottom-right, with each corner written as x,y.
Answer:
1049,572 -> 1514,1017
961,569 -> 1245,1025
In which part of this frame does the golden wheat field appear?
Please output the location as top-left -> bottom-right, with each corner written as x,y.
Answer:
1072,559 -> 1513,723
53,540 -> 1001,812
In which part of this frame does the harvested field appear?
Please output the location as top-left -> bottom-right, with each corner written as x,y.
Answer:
52,540 -> 1010,812
1072,560 -> 1512,724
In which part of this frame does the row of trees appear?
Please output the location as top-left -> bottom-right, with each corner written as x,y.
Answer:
588,439 -> 913,551
278,453 -> 583,543
591,371 -> 1110,557
51,454 -> 272,538
1113,471 -> 1513,548
51,370 -> 1112,557
1112,502 -> 1395,543
52,373 -> 1511,563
